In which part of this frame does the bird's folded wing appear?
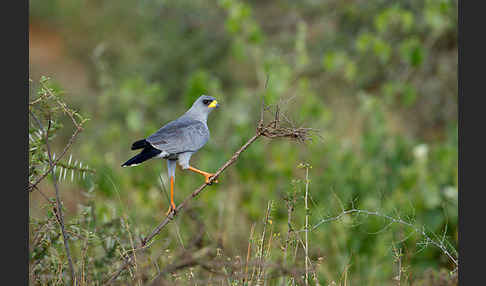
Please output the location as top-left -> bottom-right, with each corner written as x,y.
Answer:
146,118 -> 209,154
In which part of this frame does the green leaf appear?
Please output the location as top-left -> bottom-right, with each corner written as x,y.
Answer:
400,38 -> 425,67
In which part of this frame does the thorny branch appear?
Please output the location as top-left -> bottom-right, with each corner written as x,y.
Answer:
312,208 -> 458,268
28,79 -> 91,192
31,111 -> 77,285
104,98 -> 315,284
27,124 -> 84,192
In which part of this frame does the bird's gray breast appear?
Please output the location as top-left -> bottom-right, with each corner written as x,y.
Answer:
146,118 -> 209,156
187,123 -> 209,149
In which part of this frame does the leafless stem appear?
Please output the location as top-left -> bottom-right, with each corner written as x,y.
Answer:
393,245 -> 402,286
281,181 -> 297,286
256,201 -> 272,285
304,166 -> 309,286
244,223 -> 256,284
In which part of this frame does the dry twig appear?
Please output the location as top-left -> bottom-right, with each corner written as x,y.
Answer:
255,201 -> 273,285
304,165 -> 310,286
244,223 -> 256,284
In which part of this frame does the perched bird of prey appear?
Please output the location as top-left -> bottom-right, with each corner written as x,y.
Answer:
122,95 -> 220,213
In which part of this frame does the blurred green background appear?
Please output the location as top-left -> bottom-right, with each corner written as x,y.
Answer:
29,0 -> 457,285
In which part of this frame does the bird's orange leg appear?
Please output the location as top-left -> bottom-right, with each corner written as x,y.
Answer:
165,176 -> 176,215
187,166 -> 219,184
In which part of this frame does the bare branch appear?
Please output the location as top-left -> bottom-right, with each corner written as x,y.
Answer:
304,165 -> 309,286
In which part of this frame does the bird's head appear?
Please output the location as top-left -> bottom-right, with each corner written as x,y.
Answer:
198,95 -> 219,110
185,95 -> 220,121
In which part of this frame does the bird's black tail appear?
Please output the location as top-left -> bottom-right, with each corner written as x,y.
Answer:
131,139 -> 149,150
122,146 -> 162,167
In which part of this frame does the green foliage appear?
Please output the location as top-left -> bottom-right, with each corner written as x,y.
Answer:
323,51 -> 357,81
29,77 -> 93,187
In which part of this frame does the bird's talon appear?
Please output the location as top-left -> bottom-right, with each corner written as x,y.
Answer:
205,175 -> 219,184
165,205 -> 176,216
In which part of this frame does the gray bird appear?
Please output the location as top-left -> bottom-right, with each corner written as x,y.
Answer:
122,95 -> 220,213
